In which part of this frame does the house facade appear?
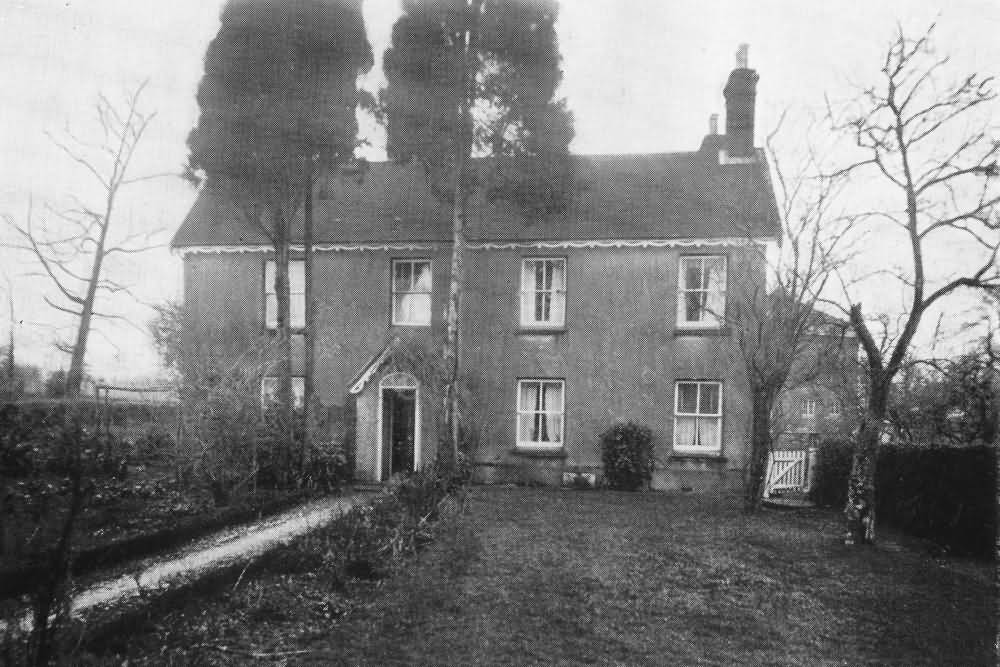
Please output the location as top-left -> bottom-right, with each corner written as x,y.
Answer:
171,60 -> 781,491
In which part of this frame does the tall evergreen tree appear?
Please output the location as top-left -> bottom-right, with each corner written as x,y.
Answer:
186,0 -> 372,475
381,0 -> 574,457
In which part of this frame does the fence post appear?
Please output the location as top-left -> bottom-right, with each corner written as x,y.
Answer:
804,446 -> 818,493
762,451 -> 775,499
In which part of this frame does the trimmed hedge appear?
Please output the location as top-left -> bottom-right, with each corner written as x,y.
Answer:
876,445 -> 995,559
809,438 -> 853,508
810,440 -> 996,559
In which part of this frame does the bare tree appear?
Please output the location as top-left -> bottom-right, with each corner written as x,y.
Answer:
3,82 -> 159,398
829,25 -> 999,545
727,122 -> 856,512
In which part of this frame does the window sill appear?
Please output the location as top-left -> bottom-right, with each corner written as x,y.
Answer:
265,327 -> 306,335
674,327 -> 730,337
518,326 -> 568,335
511,447 -> 568,458
391,322 -> 432,328
671,453 -> 727,462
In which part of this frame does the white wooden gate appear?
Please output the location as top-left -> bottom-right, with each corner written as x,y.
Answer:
764,449 -> 815,497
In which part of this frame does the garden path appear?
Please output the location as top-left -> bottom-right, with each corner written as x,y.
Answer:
6,491 -> 371,633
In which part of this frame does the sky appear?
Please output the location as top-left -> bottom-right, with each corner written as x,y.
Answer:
0,0 -> 998,382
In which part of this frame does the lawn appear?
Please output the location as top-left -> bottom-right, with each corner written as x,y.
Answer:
84,486 -> 994,666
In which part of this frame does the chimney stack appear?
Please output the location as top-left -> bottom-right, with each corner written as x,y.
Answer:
709,113 -> 719,135
724,43 -> 759,159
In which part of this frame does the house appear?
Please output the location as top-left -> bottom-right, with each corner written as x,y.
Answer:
776,314 -> 859,451
171,56 -> 781,491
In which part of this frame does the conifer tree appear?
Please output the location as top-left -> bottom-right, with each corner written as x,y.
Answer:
382,0 -> 574,457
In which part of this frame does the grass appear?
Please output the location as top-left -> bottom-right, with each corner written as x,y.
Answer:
82,487 -> 994,666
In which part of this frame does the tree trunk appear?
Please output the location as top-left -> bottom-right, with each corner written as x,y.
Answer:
442,25 -> 474,466
443,186 -> 467,464
845,381 -> 889,545
65,180 -> 118,398
303,161 -> 315,474
273,208 -> 294,486
744,389 -> 773,513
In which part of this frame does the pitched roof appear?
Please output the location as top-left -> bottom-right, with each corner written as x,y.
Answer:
171,146 -> 780,248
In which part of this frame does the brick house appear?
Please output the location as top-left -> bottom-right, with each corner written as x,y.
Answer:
171,59 -> 781,491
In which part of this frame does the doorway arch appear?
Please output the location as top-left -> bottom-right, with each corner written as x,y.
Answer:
377,372 -> 421,480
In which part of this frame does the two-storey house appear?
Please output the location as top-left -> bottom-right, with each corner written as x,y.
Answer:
171,59 -> 780,491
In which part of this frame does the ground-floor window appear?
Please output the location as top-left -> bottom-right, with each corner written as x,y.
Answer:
261,376 -> 305,409
673,380 -> 722,453
517,379 -> 564,448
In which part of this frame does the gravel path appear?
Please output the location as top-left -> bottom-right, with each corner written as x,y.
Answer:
5,492 -> 370,633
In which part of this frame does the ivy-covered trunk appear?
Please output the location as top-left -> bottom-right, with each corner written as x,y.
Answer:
845,379 -> 889,545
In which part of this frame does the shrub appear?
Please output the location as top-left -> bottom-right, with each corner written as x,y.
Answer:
278,456 -> 466,584
600,422 -> 654,491
302,439 -> 350,493
809,438 -> 853,508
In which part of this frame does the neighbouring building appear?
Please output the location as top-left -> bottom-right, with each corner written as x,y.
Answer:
171,54 -> 784,491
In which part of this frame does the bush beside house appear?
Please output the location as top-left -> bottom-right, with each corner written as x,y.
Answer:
600,423 -> 655,491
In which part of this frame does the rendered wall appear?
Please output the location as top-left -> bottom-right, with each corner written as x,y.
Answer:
183,243 -> 759,490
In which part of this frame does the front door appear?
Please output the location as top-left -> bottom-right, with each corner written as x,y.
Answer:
381,388 -> 416,479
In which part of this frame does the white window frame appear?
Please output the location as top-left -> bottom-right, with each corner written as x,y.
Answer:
520,257 -> 566,328
801,398 -> 817,418
261,376 -> 305,410
264,259 -> 305,330
677,255 -> 727,328
828,401 -> 842,418
673,380 -> 723,453
391,258 -> 432,326
516,379 -> 565,449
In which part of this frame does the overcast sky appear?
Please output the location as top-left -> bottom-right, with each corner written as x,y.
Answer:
0,1 -> 997,381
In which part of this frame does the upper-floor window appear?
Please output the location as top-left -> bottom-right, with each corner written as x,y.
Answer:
517,379 -> 564,449
801,398 -> 817,418
828,401 -> 842,418
392,259 -> 432,326
264,260 -> 305,330
521,258 -> 566,328
677,255 -> 726,328
674,380 -> 722,453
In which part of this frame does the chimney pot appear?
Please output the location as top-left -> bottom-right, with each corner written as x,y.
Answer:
736,43 -> 749,69
724,45 -> 759,158
709,114 -> 719,135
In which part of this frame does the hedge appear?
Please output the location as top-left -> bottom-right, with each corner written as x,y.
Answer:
876,445 -> 995,559
808,438 -> 853,509
810,440 -> 995,559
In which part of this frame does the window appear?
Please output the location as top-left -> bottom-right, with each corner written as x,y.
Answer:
677,256 -> 726,327
261,376 -> 305,409
828,402 -> 842,418
392,259 -> 432,326
520,258 -> 566,328
264,260 -> 305,330
801,398 -> 817,418
517,379 -> 564,448
674,381 -> 722,452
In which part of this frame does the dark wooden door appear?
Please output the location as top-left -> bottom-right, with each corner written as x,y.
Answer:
382,388 -> 416,479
